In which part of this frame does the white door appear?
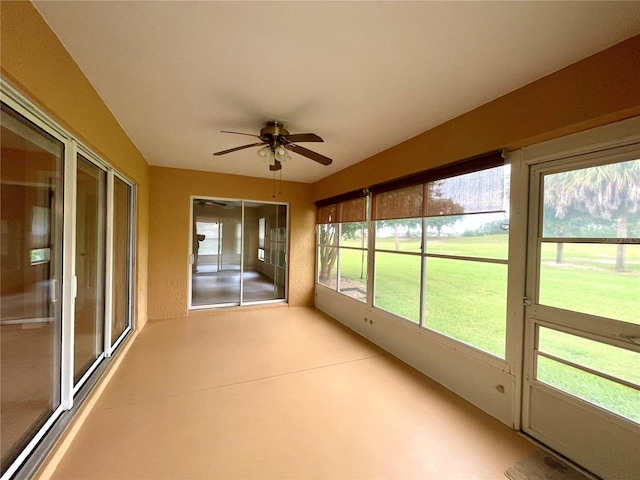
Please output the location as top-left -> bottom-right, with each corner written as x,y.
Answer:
522,144 -> 640,479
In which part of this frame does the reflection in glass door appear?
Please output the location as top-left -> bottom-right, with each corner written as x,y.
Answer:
523,153 -> 640,479
243,203 -> 287,302
74,155 -> 106,385
191,199 -> 242,307
0,103 -> 64,473
191,198 -> 287,308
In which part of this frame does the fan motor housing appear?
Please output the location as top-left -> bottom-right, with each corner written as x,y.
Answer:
260,120 -> 289,139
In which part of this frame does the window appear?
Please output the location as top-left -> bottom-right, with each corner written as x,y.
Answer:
422,167 -> 510,358
373,184 -> 423,322
371,163 -> 509,357
315,152 -> 510,358
317,196 -> 368,303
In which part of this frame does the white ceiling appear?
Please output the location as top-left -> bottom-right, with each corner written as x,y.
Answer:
34,1 -> 640,183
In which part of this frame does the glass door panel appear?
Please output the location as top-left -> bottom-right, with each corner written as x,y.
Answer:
524,153 -> 640,479
191,199 -> 242,307
74,155 -> 106,384
0,103 -> 64,472
243,202 -> 274,302
536,326 -> 640,423
111,176 -> 132,346
242,202 -> 287,303
274,204 -> 287,300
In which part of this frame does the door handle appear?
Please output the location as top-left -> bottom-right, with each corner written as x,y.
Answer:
50,278 -> 58,303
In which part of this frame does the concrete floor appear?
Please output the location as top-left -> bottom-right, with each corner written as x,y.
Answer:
44,307 -> 537,479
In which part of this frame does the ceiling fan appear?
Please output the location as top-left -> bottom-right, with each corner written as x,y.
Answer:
213,120 -> 332,171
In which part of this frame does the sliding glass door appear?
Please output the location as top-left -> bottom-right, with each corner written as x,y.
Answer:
74,155 -> 106,386
190,198 -> 287,308
1,85 -> 136,480
0,103 -> 65,474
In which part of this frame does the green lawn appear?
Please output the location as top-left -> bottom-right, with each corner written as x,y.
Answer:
335,234 -> 640,422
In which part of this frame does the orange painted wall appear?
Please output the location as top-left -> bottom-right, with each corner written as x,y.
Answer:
312,35 -> 640,201
148,167 -> 316,320
1,0 -> 151,329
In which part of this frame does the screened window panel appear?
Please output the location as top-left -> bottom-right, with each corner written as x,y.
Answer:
374,184 -> 423,220
425,166 -> 506,217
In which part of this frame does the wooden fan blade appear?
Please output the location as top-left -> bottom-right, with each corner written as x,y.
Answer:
269,160 -> 282,171
287,144 -> 332,165
213,142 -> 265,156
220,130 -> 262,139
283,133 -> 323,143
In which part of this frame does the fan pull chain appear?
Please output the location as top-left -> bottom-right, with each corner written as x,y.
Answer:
279,168 -> 282,195
272,169 -> 276,198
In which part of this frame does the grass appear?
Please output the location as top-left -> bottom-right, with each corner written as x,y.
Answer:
334,234 -> 640,422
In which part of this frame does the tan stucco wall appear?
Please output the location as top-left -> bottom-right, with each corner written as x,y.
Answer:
1,0 -> 151,329
312,34 -> 640,201
3,1 -> 639,324
148,166 -> 315,320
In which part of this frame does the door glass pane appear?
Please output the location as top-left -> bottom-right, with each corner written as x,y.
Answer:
274,204 -> 287,300
540,159 -> 640,324
539,243 -> 640,323
75,155 -> 106,383
542,159 -> 640,239
538,327 -> 640,386
537,356 -> 640,424
242,202 -> 287,303
191,199 -> 242,306
1,103 -> 64,471
111,177 -> 132,345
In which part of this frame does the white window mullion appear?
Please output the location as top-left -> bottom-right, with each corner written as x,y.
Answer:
104,171 -> 115,357
336,224 -> 342,293
61,139 -> 77,410
419,217 -> 427,328
366,218 -> 375,308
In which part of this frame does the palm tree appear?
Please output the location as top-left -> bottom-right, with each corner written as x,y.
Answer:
544,159 -> 640,272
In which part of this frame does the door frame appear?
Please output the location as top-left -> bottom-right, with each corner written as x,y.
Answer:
516,116 -> 640,479
188,196 -> 289,310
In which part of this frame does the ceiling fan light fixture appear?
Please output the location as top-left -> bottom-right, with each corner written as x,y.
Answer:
216,122 -> 332,168
275,145 -> 291,162
257,145 -> 275,165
